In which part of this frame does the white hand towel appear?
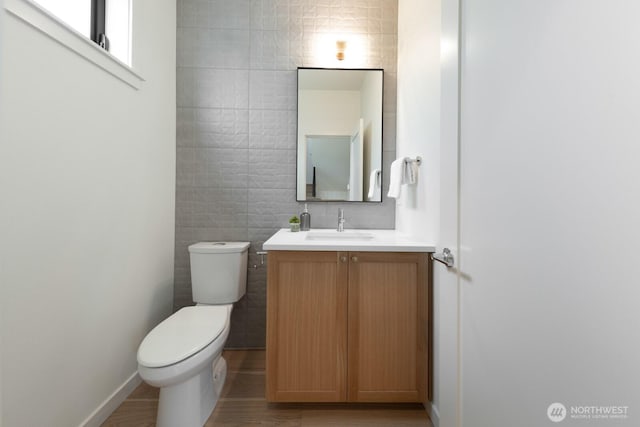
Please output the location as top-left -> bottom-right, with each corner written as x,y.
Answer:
387,158 -> 406,198
367,169 -> 381,200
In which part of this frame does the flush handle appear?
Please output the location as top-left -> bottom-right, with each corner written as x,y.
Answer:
252,251 -> 268,269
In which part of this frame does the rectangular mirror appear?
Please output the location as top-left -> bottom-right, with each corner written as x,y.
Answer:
296,68 -> 384,202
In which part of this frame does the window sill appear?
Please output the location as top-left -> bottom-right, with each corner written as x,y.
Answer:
5,0 -> 144,90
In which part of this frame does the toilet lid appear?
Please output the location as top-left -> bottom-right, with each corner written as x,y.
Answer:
137,305 -> 229,368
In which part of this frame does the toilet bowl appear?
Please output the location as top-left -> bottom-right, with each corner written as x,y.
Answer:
137,241 -> 249,427
137,305 -> 231,427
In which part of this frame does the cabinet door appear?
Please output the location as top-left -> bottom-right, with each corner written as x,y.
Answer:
348,252 -> 428,402
266,251 -> 348,402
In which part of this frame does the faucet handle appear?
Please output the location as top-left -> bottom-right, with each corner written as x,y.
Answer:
337,208 -> 345,231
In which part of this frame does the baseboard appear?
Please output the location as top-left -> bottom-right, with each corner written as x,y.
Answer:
426,402 -> 440,427
79,371 -> 142,427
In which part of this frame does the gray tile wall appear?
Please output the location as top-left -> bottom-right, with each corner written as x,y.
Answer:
176,0 -> 398,348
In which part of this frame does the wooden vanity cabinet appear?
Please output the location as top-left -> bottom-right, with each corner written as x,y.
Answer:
348,251 -> 428,402
266,250 -> 430,404
266,251 -> 348,402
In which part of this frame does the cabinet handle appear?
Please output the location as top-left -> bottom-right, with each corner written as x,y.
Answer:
351,256 -> 358,263
340,256 -> 347,263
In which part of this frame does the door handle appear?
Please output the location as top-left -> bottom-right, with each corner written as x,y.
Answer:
431,248 -> 454,268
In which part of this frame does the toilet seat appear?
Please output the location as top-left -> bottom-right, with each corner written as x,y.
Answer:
137,305 -> 230,368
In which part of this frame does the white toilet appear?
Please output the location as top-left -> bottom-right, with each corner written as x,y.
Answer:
137,241 -> 249,427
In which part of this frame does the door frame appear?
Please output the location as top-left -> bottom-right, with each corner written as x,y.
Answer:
433,0 -> 462,426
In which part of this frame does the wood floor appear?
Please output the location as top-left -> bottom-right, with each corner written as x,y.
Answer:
102,350 -> 434,427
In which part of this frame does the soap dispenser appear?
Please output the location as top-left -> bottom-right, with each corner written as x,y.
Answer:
300,204 -> 311,231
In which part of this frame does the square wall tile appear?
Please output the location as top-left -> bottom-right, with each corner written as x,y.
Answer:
248,110 -> 296,150
248,149 -> 296,190
249,70 -> 297,110
193,69 -> 250,109
194,108 -> 249,149
250,30 -> 303,70
177,28 -> 250,68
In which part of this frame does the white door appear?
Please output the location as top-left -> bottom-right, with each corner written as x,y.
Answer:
459,1 -> 640,426
349,118 -> 364,201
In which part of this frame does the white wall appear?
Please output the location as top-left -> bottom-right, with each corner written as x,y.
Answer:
396,0 -> 441,238
396,0 -> 442,421
0,1 -> 176,426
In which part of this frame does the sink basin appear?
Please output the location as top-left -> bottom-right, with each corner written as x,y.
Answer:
305,230 -> 375,241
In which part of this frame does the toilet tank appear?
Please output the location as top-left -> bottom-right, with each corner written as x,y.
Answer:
188,242 -> 250,304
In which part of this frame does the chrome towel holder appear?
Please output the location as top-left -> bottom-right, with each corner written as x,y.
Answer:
404,156 -> 422,166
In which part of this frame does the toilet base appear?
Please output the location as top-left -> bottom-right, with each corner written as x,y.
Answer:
156,356 -> 227,427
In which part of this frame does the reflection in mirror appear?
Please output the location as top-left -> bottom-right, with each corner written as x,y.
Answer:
296,68 -> 383,202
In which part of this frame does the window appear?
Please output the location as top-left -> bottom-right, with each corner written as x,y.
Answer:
31,0 -> 131,65
105,0 -> 131,65
7,0 -> 142,88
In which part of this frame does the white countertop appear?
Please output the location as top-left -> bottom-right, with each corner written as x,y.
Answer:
262,228 -> 435,252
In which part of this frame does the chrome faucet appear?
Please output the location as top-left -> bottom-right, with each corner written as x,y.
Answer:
337,208 -> 345,232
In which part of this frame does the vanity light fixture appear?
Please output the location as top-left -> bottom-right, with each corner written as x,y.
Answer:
336,40 -> 347,61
